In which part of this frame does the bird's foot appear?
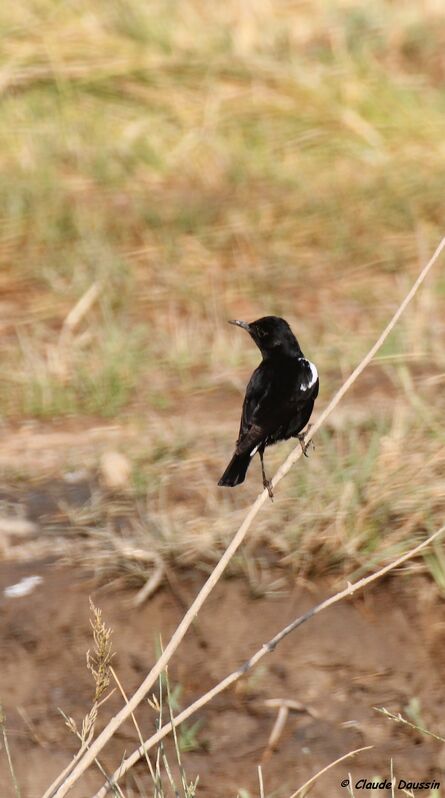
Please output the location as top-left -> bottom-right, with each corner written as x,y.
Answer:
263,478 -> 274,501
298,424 -> 314,458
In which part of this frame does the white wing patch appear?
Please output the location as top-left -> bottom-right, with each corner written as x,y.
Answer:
307,360 -> 318,387
299,359 -> 318,392
250,444 -> 260,457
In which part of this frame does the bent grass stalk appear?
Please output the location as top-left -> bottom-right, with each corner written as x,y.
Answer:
44,236 -> 445,798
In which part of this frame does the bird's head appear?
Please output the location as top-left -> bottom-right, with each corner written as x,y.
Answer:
228,316 -> 302,358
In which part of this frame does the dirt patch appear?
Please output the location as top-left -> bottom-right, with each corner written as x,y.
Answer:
1,561 -> 444,797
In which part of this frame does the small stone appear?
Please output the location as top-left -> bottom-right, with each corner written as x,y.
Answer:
100,451 -> 131,490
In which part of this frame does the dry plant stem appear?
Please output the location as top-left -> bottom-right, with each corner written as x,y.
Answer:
58,709 -> 124,798
258,765 -> 265,798
109,667 -> 157,783
375,707 -> 445,743
44,235 -> 445,798
92,524 -> 445,797
42,744 -> 89,798
288,745 -> 372,798
264,704 -> 289,753
348,771 -> 356,798
0,705 -> 21,798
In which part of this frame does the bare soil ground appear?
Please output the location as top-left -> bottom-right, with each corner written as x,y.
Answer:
1,554 -> 445,798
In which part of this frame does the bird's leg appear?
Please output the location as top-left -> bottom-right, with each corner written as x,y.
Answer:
259,449 -> 274,501
297,424 -> 315,458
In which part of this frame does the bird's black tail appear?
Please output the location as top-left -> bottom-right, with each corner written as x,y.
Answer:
218,451 -> 252,487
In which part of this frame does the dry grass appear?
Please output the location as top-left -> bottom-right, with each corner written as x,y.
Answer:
0,0 -> 444,586
85,524 -> 445,798
7,393 -> 444,593
38,229 -> 445,795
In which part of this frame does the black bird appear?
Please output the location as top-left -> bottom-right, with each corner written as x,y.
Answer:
218,316 -> 319,498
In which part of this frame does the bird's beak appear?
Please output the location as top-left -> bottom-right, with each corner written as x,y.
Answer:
228,319 -> 251,331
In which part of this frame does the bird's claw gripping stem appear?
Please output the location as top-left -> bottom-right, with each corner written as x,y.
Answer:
298,424 -> 315,458
263,479 -> 274,501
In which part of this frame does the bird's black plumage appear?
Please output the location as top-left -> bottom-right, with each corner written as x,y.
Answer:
218,316 -> 319,497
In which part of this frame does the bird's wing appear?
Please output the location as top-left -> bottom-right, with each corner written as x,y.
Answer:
235,367 -> 271,455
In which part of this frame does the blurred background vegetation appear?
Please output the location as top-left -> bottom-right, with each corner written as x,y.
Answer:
1,0 -> 444,586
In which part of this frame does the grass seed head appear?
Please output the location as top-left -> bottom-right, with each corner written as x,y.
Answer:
86,599 -> 114,703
